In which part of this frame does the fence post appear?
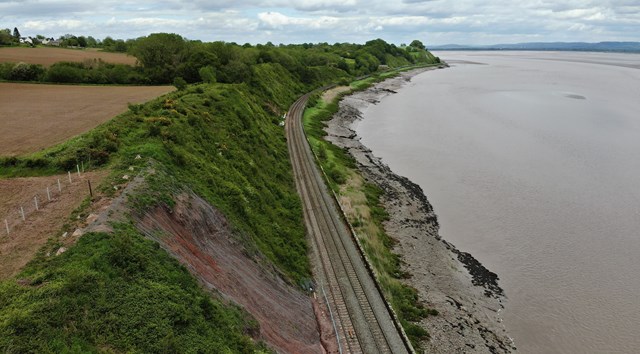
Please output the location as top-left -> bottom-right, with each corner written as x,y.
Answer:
57,178 -> 62,192
5,219 -> 9,236
47,187 -> 51,201
34,196 -> 39,211
76,164 -> 81,177
20,206 -> 25,221
68,171 -> 72,183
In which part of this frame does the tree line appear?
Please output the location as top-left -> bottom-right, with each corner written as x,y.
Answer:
1,27 -> 129,52
1,32 -> 440,86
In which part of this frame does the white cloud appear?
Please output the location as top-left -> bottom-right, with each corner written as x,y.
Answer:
22,19 -> 89,32
2,0 -> 638,45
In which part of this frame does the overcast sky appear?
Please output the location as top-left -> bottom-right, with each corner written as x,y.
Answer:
2,0 -> 639,45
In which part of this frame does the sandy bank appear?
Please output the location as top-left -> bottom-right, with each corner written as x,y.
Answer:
324,67 -> 516,353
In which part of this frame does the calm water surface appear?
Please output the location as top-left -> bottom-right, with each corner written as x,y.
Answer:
357,51 -> 640,353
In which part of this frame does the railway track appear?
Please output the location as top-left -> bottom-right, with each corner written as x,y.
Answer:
286,92 -> 410,354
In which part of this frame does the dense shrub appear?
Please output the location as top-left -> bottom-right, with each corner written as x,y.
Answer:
0,229 -> 262,353
45,62 -> 84,83
7,62 -> 44,81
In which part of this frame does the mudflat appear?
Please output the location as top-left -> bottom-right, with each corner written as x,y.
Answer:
324,68 -> 515,353
357,51 -> 640,353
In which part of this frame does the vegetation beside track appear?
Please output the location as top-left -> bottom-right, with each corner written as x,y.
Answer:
0,38 -> 440,352
303,65 -> 442,349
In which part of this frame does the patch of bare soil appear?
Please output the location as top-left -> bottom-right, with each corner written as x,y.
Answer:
322,86 -> 351,103
0,170 -> 109,279
324,67 -> 516,353
135,192 -> 327,354
0,82 -> 174,156
0,47 -> 137,67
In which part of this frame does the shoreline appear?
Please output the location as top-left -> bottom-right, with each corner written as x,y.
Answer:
324,67 -> 516,353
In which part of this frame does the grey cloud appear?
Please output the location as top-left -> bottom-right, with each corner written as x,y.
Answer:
2,0 -> 639,45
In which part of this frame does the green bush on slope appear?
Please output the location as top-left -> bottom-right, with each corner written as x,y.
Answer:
0,226 -> 264,353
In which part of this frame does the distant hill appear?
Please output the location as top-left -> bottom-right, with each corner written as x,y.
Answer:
430,42 -> 640,53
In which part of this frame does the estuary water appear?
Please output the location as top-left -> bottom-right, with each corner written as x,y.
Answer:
357,51 -> 640,353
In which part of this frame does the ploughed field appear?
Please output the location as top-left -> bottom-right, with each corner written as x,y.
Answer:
0,47 -> 137,67
0,171 -> 109,279
0,83 -> 174,156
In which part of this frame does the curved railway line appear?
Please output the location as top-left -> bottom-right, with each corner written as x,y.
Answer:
286,92 -> 410,354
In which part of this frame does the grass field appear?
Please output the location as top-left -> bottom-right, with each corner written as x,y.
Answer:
0,47 -> 137,67
0,82 -> 174,156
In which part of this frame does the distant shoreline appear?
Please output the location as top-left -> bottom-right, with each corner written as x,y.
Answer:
433,48 -> 640,53
430,41 -> 640,54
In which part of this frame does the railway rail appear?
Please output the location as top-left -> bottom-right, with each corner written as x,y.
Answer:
286,92 -> 410,354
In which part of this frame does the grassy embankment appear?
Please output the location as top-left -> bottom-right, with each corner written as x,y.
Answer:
0,39 -> 438,351
0,62 -> 347,352
303,65 -> 441,349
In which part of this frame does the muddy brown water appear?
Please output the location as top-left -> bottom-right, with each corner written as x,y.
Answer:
356,51 -> 640,353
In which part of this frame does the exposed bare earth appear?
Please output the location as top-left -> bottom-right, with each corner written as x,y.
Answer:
74,166 -> 326,353
0,47 -> 137,67
322,86 -> 351,103
135,193 -> 325,354
324,68 -> 516,353
0,82 -> 174,156
0,170 -> 109,279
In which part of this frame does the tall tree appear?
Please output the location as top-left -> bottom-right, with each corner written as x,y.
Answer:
13,27 -> 20,39
86,36 -> 98,47
410,39 -> 426,50
0,29 -> 12,45
130,33 -> 187,83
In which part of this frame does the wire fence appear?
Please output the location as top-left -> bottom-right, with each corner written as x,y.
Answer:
2,164 -> 88,238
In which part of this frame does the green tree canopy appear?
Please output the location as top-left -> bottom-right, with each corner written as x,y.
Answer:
130,33 -> 187,83
410,39 -> 426,50
0,29 -> 13,45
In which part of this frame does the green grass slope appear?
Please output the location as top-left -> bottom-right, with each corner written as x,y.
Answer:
0,63 -> 313,352
0,226 -> 265,353
0,43 -> 441,352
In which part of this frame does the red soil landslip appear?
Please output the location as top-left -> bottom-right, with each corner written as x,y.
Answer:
136,193 -> 334,354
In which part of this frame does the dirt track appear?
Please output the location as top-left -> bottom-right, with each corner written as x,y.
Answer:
0,170 -> 109,279
0,82 -> 174,156
0,47 -> 137,67
286,93 -> 410,353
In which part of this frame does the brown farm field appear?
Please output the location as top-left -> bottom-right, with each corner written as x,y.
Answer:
0,82 -> 174,156
0,170 -> 109,279
0,47 -> 137,67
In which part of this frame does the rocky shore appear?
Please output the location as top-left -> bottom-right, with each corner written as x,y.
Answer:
324,68 -> 516,353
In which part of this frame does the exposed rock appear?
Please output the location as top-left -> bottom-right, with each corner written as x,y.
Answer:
86,213 -> 99,225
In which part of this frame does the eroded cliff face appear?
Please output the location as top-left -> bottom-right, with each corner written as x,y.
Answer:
134,192 -> 328,354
